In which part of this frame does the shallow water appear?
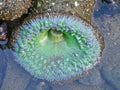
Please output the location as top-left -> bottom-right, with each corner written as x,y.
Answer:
0,0 -> 120,90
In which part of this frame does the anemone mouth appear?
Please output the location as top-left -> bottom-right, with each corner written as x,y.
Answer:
10,13 -> 104,83
38,29 -> 64,45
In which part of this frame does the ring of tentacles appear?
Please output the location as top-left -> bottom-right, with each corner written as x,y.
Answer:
10,13 -> 104,83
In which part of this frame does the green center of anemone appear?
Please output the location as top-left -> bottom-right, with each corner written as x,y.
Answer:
13,15 -> 102,82
34,29 -> 81,59
16,28 -> 99,81
39,29 -> 64,45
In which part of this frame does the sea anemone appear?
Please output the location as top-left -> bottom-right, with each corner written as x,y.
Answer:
0,0 -> 32,21
10,13 -> 104,83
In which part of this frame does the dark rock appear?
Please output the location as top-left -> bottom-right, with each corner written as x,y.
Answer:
26,78 -> 40,90
102,0 -> 115,4
94,0 -> 120,17
36,80 -> 53,90
93,13 -> 120,90
53,84 -> 71,90
0,49 -> 7,88
101,52 -> 120,90
77,68 -> 103,86
0,22 -> 7,41
1,49 -> 31,90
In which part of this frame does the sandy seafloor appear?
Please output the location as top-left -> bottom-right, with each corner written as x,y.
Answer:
0,0 -> 120,90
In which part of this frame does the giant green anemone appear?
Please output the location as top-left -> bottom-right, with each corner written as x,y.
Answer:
10,13 -> 104,83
